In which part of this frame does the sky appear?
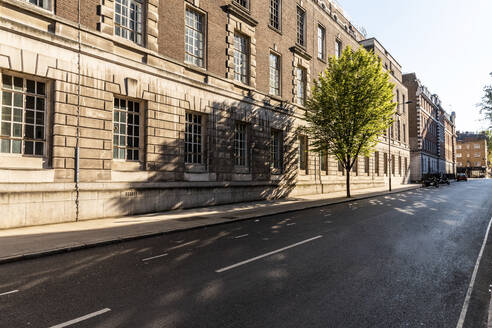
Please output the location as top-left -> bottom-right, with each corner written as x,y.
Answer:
339,0 -> 492,132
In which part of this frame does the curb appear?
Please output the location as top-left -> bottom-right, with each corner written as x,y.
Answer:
0,185 -> 422,265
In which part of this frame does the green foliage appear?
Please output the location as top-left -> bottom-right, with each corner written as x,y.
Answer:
305,46 -> 396,172
480,74 -> 492,128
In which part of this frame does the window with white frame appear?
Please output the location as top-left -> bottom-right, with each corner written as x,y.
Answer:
1,73 -> 47,156
475,152 -> 480,157
185,8 -> 205,67
269,0 -> 281,30
335,39 -> 342,59
296,6 -> 306,47
296,66 -> 307,106
234,33 -> 250,85
269,53 -> 281,96
474,143 -> 481,149
113,98 -> 141,161
234,122 -> 248,167
26,0 -> 51,10
114,0 -> 143,45
457,144 -> 462,149
317,25 -> 326,60
185,112 -> 204,164
456,153 -> 462,158
271,129 -> 282,170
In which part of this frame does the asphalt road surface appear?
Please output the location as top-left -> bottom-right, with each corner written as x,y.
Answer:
1,179 -> 492,328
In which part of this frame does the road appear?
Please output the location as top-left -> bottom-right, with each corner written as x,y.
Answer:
1,179 -> 491,328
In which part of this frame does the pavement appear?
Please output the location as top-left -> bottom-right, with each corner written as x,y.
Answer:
0,183 -> 421,264
0,179 -> 491,328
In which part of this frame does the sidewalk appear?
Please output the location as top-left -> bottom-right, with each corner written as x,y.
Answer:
0,184 -> 421,264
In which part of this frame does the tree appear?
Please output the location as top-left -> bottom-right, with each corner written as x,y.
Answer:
305,46 -> 396,198
479,73 -> 492,128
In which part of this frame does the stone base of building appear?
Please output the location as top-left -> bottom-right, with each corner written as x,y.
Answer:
0,175 -> 406,229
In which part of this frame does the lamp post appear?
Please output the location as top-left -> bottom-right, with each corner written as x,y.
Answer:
388,101 -> 413,192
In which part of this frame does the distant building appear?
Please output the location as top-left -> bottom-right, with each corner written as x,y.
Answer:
456,132 -> 488,177
403,73 -> 456,181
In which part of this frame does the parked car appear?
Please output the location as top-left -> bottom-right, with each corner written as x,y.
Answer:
457,173 -> 468,182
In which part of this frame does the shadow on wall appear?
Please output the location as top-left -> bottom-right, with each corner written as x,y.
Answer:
106,95 -> 299,217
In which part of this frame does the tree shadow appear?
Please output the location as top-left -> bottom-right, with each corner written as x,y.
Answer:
104,95 -> 297,218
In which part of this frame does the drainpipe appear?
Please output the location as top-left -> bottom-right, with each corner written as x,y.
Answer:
75,0 -> 81,221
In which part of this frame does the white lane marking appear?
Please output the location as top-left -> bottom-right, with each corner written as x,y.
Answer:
0,290 -> 18,296
456,216 -> 492,328
287,223 -> 296,226
142,253 -> 168,262
216,235 -> 323,273
234,234 -> 249,239
49,308 -> 111,328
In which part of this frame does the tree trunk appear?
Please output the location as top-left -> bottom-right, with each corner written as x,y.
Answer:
346,167 -> 351,198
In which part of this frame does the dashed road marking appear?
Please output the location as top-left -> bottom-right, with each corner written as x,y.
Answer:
49,308 -> 111,328
0,290 -> 18,296
142,253 -> 168,262
216,235 -> 323,273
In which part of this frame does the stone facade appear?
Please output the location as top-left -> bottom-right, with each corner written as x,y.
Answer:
0,0 -> 410,228
456,132 -> 488,177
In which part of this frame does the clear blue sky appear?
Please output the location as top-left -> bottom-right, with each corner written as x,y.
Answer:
339,0 -> 492,132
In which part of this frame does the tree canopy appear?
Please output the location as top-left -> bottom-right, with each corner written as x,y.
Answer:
480,73 -> 492,128
305,46 -> 396,197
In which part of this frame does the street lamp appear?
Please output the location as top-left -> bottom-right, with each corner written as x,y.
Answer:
388,101 -> 413,192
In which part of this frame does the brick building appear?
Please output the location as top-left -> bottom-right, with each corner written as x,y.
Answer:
403,73 -> 456,181
0,0 -> 410,228
456,132 -> 488,177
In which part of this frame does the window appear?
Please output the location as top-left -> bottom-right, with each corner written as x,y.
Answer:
271,130 -> 282,170
335,39 -> 342,59
234,122 -> 248,167
1,74 -> 46,156
402,95 -> 406,113
396,90 -> 400,112
185,8 -> 205,67
298,135 -> 308,171
269,53 -> 281,96
338,159 -> 343,172
456,153 -> 462,158
269,0 -> 281,30
234,33 -> 250,85
317,25 -> 326,60
392,155 -> 395,175
457,144 -> 462,149
475,152 -> 480,157
383,153 -> 388,174
113,98 -> 140,161
397,119 -> 401,141
320,151 -> 328,173
185,112 -> 204,164
26,0 -> 51,10
233,0 -> 248,10
474,143 -> 481,149
364,156 -> 370,174
375,151 -> 380,175
115,0 -> 143,45
398,156 -> 402,175
403,123 -> 406,143
296,67 -> 307,106
296,6 -> 306,46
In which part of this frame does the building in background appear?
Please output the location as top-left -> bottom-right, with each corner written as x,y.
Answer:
403,73 -> 456,181
0,0 -> 410,229
456,132 -> 488,177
